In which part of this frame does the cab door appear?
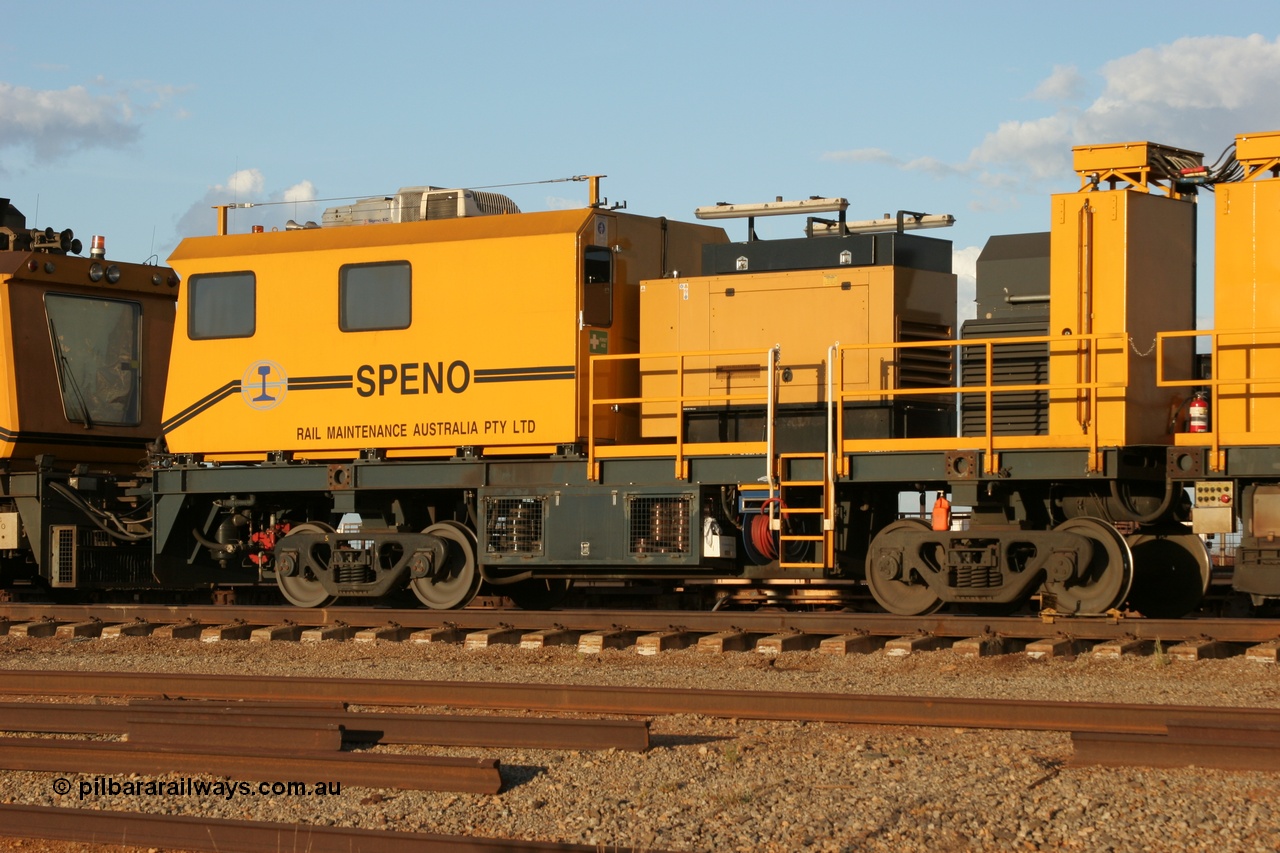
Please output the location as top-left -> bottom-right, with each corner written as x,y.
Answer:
578,214 -> 627,444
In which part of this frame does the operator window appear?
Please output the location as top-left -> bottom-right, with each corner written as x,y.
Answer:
582,246 -> 613,327
188,271 -> 256,339
340,261 -> 411,331
45,293 -> 142,427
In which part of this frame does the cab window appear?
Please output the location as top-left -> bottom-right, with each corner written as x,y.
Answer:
45,293 -> 142,426
582,246 -> 612,327
188,271 -> 255,339
340,261 -> 411,331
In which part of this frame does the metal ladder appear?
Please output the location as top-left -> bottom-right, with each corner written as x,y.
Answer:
774,452 -> 833,570
770,342 -> 840,570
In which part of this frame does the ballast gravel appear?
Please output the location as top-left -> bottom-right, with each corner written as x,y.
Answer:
0,633 -> 1276,853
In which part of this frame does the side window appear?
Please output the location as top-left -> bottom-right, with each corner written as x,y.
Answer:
340,261 -> 411,331
582,246 -> 613,328
45,293 -> 142,427
189,271 -> 256,339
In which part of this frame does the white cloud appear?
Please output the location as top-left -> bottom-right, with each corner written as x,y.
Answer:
0,78 -> 185,170
0,82 -> 139,162
1099,34 -> 1280,112
969,113 -> 1078,183
223,169 -> 266,198
976,34 -> 1280,191
173,170 -> 321,243
283,180 -> 317,204
821,148 -> 897,165
544,194 -> 582,210
141,83 -> 188,112
829,35 -> 1280,198
1030,65 -> 1085,103
822,148 -> 963,177
953,245 -> 980,323
901,156 -> 963,178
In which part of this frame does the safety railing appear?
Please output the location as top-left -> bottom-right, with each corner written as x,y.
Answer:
832,331 -> 1130,474
587,332 -> 1130,484
1157,327 -> 1280,471
586,346 -> 779,485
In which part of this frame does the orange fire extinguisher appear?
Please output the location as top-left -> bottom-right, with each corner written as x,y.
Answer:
931,493 -> 952,531
1188,391 -> 1209,433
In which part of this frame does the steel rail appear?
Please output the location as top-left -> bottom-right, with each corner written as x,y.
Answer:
1070,725 -> 1280,771
125,714 -> 344,751
0,735 -> 503,794
0,803 -> 661,853
3,669 -> 1278,735
0,700 -> 650,751
1163,718 -> 1280,745
3,604 -> 1279,643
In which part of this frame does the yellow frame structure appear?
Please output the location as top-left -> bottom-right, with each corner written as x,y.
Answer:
587,333 -> 1130,481
832,333 -> 1130,475
1157,327 -> 1280,471
587,346 -> 779,485
1071,141 -> 1202,200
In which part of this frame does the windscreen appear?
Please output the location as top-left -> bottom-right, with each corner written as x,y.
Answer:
45,293 -> 142,427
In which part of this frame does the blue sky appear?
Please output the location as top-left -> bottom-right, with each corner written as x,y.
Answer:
4,1 -> 1280,325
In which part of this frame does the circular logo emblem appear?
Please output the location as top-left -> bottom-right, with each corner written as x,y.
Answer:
241,360 -> 288,410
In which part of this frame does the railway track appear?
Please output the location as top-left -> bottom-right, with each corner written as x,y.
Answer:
0,699 -> 651,752
0,693 -> 652,797
0,667 -> 1264,726
2,604 -> 1278,660
0,681 -> 656,851
2,666 -> 1280,773
1,668 -> 1276,851
0,804 -> 655,852
3,606 -> 1277,850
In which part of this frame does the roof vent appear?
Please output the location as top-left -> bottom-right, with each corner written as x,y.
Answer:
323,186 -> 521,226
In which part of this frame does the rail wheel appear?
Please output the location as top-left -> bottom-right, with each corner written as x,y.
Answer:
1045,517 -> 1133,615
1124,530 -> 1211,618
505,578 -> 573,610
410,521 -> 480,609
276,522 -> 339,608
866,519 -> 944,616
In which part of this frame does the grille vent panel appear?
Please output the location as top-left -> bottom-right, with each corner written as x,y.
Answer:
486,498 -> 546,555
629,496 -> 692,555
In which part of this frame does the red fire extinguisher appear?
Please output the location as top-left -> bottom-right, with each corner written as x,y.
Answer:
1188,391 -> 1209,433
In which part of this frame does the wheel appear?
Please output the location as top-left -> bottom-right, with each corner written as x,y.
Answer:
865,519 -> 944,616
1124,530 -> 1211,618
1044,517 -> 1133,615
505,578 -> 573,610
410,521 -> 480,609
276,522 -> 339,608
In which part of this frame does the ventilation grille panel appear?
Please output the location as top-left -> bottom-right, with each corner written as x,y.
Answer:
629,496 -> 692,555
50,525 -> 77,588
897,319 -> 954,389
485,497 -> 545,555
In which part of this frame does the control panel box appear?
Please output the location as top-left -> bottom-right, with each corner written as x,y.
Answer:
1192,481 -> 1235,534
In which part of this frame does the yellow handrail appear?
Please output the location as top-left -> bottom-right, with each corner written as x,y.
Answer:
832,331 -> 1129,474
1156,327 -> 1280,470
586,331 -> 1132,482
587,346 -> 779,482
